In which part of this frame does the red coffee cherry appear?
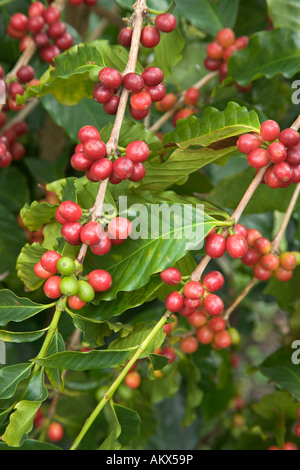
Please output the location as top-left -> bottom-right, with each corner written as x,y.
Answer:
202,294 -> 224,316
208,317 -> 226,332
108,217 -> 132,240
88,269 -> 112,292
48,21 -> 66,38
172,108 -> 193,126
237,133 -> 261,154
254,237 -> 271,255
202,271 -> 225,292
61,222 -> 83,245
144,83 -> 166,102
226,234 -> 248,258
264,167 -> 282,188
253,263 -> 272,281
223,44 -> 238,62
235,36 -> 249,49
217,28 -> 236,47
123,73 -> 145,93
78,125 -> 100,143
155,93 -> 177,112
260,120 -> 280,142
16,65 -> 35,84
247,148 -> 269,168
88,158 -> 113,181
183,281 -> 204,300
163,314 -> 178,335
282,442 -> 298,451
43,276 -> 62,299
118,27 -> 133,47
260,254 -> 280,271
112,157 -> 134,180
279,252 -> 297,271
129,162 -> 146,182
205,233 -> 227,258
179,306 -> 196,317
286,147 -> 300,166
160,267 -> 182,285
34,261 -> 53,280
43,6 -> 60,24
90,232 -> 112,255
246,228 -> 263,247
126,141 -> 149,163
273,162 -> 294,182
214,330 -> 231,349
55,32 -> 73,51
165,291 -> 184,313
187,310 -> 208,328
93,84 -> 114,104
141,67 -> 164,87
160,346 -> 176,364
279,128 -> 300,148
83,140 -> 106,160
267,142 -> 287,164
184,298 -> 201,309
28,15 -> 45,34
207,41 -> 223,60
98,67 -> 123,89
184,87 -> 200,106
47,422 -> 64,442
204,57 -> 221,71
180,336 -> 198,354
155,13 -> 177,32
58,201 -> 82,222
125,371 -> 141,389
10,13 -> 28,32
234,223 -> 248,239
129,104 -> 149,120
41,251 -> 62,274
130,91 -> 152,111
103,95 -> 120,115
68,295 -> 86,310
34,32 -> 50,48
140,25 -> 160,48
80,221 -> 101,246
196,325 -> 214,344
71,152 -> 93,171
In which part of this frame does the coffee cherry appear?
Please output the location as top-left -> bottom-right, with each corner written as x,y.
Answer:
279,128 -> 300,148
179,306 -> 196,317
55,32 -> 73,51
68,295 -> 86,310
260,254 -> 279,271
202,294 -> 224,316
57,257 -> 76,275
205,233 -> 227,258
183,281 -> 204,300
108,217 -> 132,240
39,45 -> 61,63
226,234 -> 248,258
125,371 -> 141,389
93,84 -> 114,104
109,172 -> 123,185
155,13 -> 177,32
71,152 -> 93,171
29,1 -> 45,17
160,267 -> 182,285
90,232 -> 111,255
16,65 -> 35,84
264,167 -> 282,188
247,148 -> 269,168
279,252 -> 297,271
112,157 -> 134,180
10,13 -> 28,32
141,67 -> 163,87
55,208 -> 67,225
161,346 -> 176,364
60,277 -> 78,297
282,442 -> 298,450
129,104 -> 149,120
41,251 -> 62,274
286,147 -> 300,166
88,269 -> 112,292
80,221 -> 101,246
187,310 -> 208,328
172,108 -> 193,126
253,263 -> 272,281
184,87 -> 200,106
237,134 -> 261,154
196,325 -> 214,344
9,82 -> 24,100
34,32 -> 50,48
273,162 -> 294,182
234,223 -> 248,239
78,125 -> 100,143
214,330 -> 231,349
43,276 -> 62,299
184,298 -> 201,309
163,314 -> 177,335
48,21 -> 66,38
202,271 -> 225,292
58,201 -> 82,222
275,267 -> 294,282
126,141 -> 149,163
140,25 -> 160,48
98,67 -> 123,89
61,222 -> 83,245
103,95 -> 120,115
88,159 -> 113,181
155,93 -> 177,112
129,162 -> 146,182
235,35 -> 249,49
77,280 -> 95,302
217,28 -> 235,47
28,15 -> 45,34
267,142 -> 287,164
246,228 -> 262,247
208,317 -> 226,332
34,262 -> 53,280
130,91 -> 152,111
165,291 -> 184,312
294,423 -> 300,438
260,120 -> 280,142
47,422 -> 64,442
180,336 -> 198,354
123,73 -> 144,93
83,140 -> 106,160
268,446 -> 280,451
207,41 -> 223,60
223,45 -> 238,61
145,83 -> 166,102
43,6 -> 60,24
254,237 -> 271,255
204,57 -> 221,71
118,27 -> 133,47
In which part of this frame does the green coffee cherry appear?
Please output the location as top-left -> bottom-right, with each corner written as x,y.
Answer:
57,257 -> 76,276
228,327 -> 240,345
78,280 -> 95,303
60,276 -> 79,297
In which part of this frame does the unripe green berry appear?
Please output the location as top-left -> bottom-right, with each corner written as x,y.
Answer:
77,280 -> 95,303
57,257 -> 76,275
60,276 -> 79,297
228,327 -> 240,345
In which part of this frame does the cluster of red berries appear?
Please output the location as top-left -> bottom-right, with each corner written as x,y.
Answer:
71,125 -> 149,183
237,120 -> 300,187
204,27 -> 250,90
241,228 -> 299,282
68,0 -> 97,6
55,199 -> 132,254
34,249 -> 112,309
118,13 -> 177,50
93,65 -> 166,121
205,224 -> 249,260
0,120 -> 28,168
7,3 -> 73,63
155,87 -> 200,127
0,65 -> 38,113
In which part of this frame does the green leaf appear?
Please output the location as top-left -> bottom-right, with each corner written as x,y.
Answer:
149,28 -> 185,80
226,28 -> 300,87
0,167 -> 30,213
267,0 -> 300,32
0,290 -> 51,327
0,328 -> 48,343
16,243 -> 48,291
44,332 -> 66,393
0,204 -> 27,273
0,440 -> 61,450
20,201 -> 58,232
24,370 -> 48,402
0,363 -> 33,400
33,349 -> 131,370
252,390 -> 300,421
2,400 -> 41,447
100,401 -> 141,450
71,316 -> 132,348
147,353 -> 169,379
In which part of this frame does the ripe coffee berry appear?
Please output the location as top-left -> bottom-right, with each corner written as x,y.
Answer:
254,237 -> 271,255
207,41 -> 223,60
71,152 -> 92,171
155,94 -> 177,112
88,159 -> 113,181
155,13 -> 177,32
247,148 -> 269,168
208,317 -> 226,333
264,167 -> 282,188
118,27 -> 133,47
187,310 -> 208,328
279,252 -> 297,271
163,314 -> 177,335
83,140 -> 106,160
197,325 -> 214,344
126,141 -> 149,163
145,83 -> 166,102
58,201 -> 82,222
183,281 -> 204,300
202,294 -> 224,316
98,67 -> 123,89
180,336 -> 198,354
161,346 -> 176,364
273,162 -> 294,182
80,221 -> 101,246
184,87 -> 200,106
141,67 -> 164,87
217,28 -> 235,47
112,157 -> 134,180
78,125 -> 100,143
34,262 -> 53,280
93,84 -> 114,104
61,222 -> 83,245
140,25 -> 160,48
205,233 -> 226,258
129,162 -> 146,182
237,133 -> 261,154
286,147 -> 300,165
17,65 -> 35,84
179,306 -> 196,317
90,232 -> 112,255
47,422 -> 64,442
108,217 -> 132,240
165,291 -> 184,313
184,298 -> 201,309
68,295 -> 86,310
260,254 -> 279,271
214,330 -> 231,349
226,234 -> 248,258
267,142 -> 287,164
247,228 -> 262,247
202,271 -> 225,292
88,269 -> 112,292
123,73 -> 144,93
160,267 -> 182,285
43,6 -> 60,24
41,251 -> 61,274
43,276 -> 62,299
253,263 -> 272,281
130,91 -> 152,111
103,95 -> 120,115
279,128 -> 300,148
260,120 -> 280,142
125,371 -> 141,389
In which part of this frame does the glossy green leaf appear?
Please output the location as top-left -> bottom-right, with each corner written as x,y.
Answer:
2,400 -> 41,447
20,201 -> 57,232
149,28 -> 185,80
0,328 -> 48,343
0,363 -> 33,400
24,370 -> 48,402
267,0 -> 300,32
0,289 -> 51,327
16,243 -> 48,291
100,401 -> 141,450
